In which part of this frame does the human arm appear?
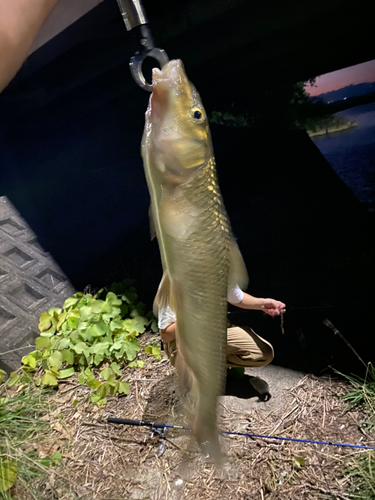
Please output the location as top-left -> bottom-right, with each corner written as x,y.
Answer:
160,322 -> 176,344
234,292 -> 286,317
0,0 -> 58,92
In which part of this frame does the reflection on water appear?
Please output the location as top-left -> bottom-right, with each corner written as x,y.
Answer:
312,102 -> 375,214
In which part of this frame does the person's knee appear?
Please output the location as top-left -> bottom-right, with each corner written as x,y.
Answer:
260,344 -> 274,367
248,343 -> 274,367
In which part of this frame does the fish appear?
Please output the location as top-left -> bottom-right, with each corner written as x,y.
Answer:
141,59 -> 248,459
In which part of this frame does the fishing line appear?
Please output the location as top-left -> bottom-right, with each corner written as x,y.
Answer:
107,418 -> 375,450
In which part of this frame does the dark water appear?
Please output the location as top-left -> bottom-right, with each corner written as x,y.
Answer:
312,102 -> 375,214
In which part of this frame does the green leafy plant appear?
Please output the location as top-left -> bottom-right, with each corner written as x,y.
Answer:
14,281 -> 159,405
335,363 -> 375,414
337,364 -> 375,498
0,389 -> 61,498
145,341 -> 162,361
345,451 -> 375,499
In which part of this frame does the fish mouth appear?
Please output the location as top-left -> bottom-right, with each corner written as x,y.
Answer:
150,60 -> 183,122
152,59 -> 186,90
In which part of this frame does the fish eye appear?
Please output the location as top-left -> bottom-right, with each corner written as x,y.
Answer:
191,107 -> 204,121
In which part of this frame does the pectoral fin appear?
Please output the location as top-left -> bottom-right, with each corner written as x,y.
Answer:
228,240 -> 248,290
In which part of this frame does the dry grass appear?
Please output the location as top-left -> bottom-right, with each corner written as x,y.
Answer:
13,332 -> 374,500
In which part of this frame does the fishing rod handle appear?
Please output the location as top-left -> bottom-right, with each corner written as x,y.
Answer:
116,0 -> 148,31
107,417 -> 167,429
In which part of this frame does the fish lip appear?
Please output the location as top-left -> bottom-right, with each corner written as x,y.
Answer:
152,59 -> 186,91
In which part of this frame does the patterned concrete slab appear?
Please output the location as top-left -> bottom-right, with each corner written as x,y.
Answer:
0,196 -> 75,373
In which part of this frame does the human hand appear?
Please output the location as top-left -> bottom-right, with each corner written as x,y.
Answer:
260,299 -> 286,317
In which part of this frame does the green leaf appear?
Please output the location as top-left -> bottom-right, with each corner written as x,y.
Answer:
110,362 -> 122,376
110,339 -> 124,352
35,336 -> 52,350
0,370 -> 6,384
91,300 -> 104,314
109,381 -> 119,396
106,292 -> 122,306
83,347 -> 91,360
61,349 -> 74,366
41,372 -> 58,386
39,326 -> 55,337
68,316 -> 79,329
86,321 -> 109,338
0,459 -> 17,493
49,366 -> 61,377
122,318 -> 134,332
292,456 -> 306,468
94,383 -> 108,399
100,367 -> 113,381
58,338 -> 70,350
110,318 -> 123,332
105,373 -> 117,386
77,373 -> 87,384
63,297 -> 80,310
128,361 -> 137,368
90,342 -> 111,355
145,346 -> 152,354
89,393 -> 106,405
21,353 -> 37,369
79,306 -> 93,320
56,312 -> 67,330
71,342 -> 88,354
48,351 -> 63,370
94,353 -> 105,366
48,307 -> 62,317
120,303 -> 128,316
151,346 -> 161,356
123,317 -> 147,335
87,378 -> 101,389
58,367 -> 75,379
123,339 -> 140,361
122,292 -> 137,305
21,353 -> 36,368
118,381 -> 130,394
51,452 -> 62,466
137,360 -> 144,368
38,312 -> 52,332
19,371 -> 34,384
6,373 -> 20,387
150,319 -> 159,333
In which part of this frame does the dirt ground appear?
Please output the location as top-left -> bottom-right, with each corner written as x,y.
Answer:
26,333 -> 374,500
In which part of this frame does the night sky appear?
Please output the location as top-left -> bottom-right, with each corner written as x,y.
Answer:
306,59 -> 375,96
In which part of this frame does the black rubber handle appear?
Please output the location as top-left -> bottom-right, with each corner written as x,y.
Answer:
107,418 -> 166,429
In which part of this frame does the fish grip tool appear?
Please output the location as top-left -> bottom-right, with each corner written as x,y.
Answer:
116,0 -> 169,91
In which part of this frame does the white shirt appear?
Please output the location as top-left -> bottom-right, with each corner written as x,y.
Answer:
158,285 -> 244,330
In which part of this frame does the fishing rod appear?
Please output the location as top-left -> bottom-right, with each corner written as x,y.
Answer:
107,417 -> 375,451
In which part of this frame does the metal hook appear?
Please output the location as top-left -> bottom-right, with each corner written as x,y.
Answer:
116,0 -> 169,91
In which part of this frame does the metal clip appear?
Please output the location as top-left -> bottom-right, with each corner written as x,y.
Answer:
116,0 -> 169,91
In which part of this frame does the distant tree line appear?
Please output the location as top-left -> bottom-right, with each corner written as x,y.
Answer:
210,79 -> 334,131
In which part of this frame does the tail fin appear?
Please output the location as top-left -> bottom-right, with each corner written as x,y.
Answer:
194,391 -> 222,463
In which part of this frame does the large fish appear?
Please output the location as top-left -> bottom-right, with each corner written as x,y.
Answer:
141,60 -> 248,459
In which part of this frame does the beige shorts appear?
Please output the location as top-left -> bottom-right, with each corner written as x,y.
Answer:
163,325 -> 274,368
